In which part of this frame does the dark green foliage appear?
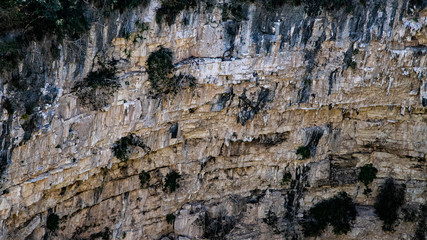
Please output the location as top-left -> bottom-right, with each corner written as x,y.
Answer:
221,1 -> 247,22
73,60 -> 120,110
156,0 -> 197,25
374,178 -> 406,231
100,0 -> 150,13
166,213 -> 176,224
2,98 -> 14,115
303,0 -> 357,16
414,204 -> 426,240
296,145 -> 310,159
139,170 -> 150,188
281,171 -> 292,185
163,170 -> 181,193
302,192 -> 357,237
132,20 -> 150,43
83,61 -> 118,89
146,47 -> 196,95
112,134 -> 151,161
0,38 -> 23,72
0,0 -> 88,39
147,47 -> 174,93
0,0 -> 87,72
46,213 -> 60,232
358,164 -> 378,195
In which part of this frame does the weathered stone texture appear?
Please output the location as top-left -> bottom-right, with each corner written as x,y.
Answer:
0,0 -> 426,239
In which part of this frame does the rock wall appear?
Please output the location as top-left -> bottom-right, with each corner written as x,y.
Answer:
0,0 -> 426,239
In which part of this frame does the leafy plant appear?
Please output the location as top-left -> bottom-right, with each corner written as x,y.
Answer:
139,170 -> 150,188
374,178 -> 406,231
112,134 -> 151,161
166,213 -> 176,224
0,0 -> 88,39
146,47 -> 196,95
46,213 -> 60,232
156,0 -> 197,25
147,47 -> 174,93
93,0 -> 151,14
358,164 -> 378,195
0,38 -> 23,72
163,170 -> 181,192
281,171 -> 292,185
302,192 -> 357,237
296,145 -> 310,159
73,60 -> 120,110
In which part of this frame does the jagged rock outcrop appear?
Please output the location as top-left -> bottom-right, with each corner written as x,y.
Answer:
0,0 -> 426,239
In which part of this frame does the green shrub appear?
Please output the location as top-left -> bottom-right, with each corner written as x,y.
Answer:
163,170 -> 181,192
0,0 -> 88,39
112,134 -> 151,161
156,0 -> 197,25
166,213 -> 176,224
414,203 -> 426,240
73,60 -> 120,110
281,171 -> 292,185
147,47 -> 174,93
0,38 -> 23,72
358,164 -> 378,195
146,47 -> 196,95
302,192 -> 357,237
374,178 -> 406,231
139,170 -> 150,188
46,213 -> 60,232
296,146 -> 310,159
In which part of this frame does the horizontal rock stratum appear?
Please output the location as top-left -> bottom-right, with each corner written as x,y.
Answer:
0,0 -> 426,239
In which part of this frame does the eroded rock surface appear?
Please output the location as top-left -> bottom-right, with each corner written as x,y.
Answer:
0,0 -> 426,239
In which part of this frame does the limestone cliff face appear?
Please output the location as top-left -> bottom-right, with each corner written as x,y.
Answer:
0,0 -> 426,239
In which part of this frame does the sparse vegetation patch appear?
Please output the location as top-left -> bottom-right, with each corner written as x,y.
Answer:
163,170 -> 181,193
139,170 -> 150,188
374,178 -> 406,231
146,47 -> 196,96
358,164 -> 378,195
46,213 -> 60,232
296,145 -> 310,159
302,192 -> 357,237
112,134 -> 151,161
166,213 -> 176,224
73,60 -> 120,110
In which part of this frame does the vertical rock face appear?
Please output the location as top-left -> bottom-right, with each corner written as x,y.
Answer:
0,0 -> 426,239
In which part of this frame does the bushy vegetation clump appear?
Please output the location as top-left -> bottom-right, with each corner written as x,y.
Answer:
281,171 -> 292,185
156,0 -> 197,25
146,47 -> 196,95
302,192 -> 357,237
112,134 -> 151,161
46,213 -> 60,232
73,60 -> 120,110
0,0 -> 150,72
374,178 -> 406,231
139,170 -> 150,188
358,163 -> 378,195
296,145 -> 310,159
163,170 -> 181,192
0,0 -> 88,39
166,213 -> 176,224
